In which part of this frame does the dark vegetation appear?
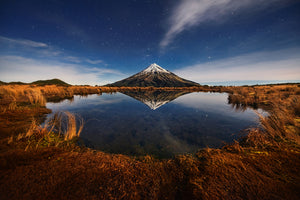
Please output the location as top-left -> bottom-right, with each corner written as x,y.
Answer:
0,83 -> 299,199
31,78 -> 70,86
0,78 -> 70,86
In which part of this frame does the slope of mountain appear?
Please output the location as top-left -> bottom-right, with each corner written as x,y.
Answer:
122,90 -> 190,110
108,63 -> 199,87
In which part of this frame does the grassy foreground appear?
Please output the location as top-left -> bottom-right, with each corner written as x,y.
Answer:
0,84 -> 299,199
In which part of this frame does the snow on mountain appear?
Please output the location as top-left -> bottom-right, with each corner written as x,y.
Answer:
141,63 -> 170,74
142,99 -> 170,110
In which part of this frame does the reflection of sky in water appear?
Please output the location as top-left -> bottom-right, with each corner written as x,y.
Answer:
47,93 -> 129,111
172,92 -> 265,121
46,92 -> 261,158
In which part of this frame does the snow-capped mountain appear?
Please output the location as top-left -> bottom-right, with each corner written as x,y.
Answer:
108,63 -> 199,87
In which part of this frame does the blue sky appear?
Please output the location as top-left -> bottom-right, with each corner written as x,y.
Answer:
0,0 -> 299,85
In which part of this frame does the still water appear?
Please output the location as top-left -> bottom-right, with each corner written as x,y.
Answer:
46,91 -> 261,158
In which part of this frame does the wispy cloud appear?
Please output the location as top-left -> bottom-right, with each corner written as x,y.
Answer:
64,57 -> 105,65
0,56 -> 123,85
0,35 -> 48,48
84,67 -> 123,76
173,48 -> 300,84
86,59 -> 103,64
160,0 -> 287,49
64,56 -> 82,63
0,35 -> 112,84
0,35 -> 63,58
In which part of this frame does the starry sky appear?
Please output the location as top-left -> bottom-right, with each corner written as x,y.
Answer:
0,0 -> 299,85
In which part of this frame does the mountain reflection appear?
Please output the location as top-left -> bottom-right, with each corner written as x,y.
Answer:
121,90 -> 190,110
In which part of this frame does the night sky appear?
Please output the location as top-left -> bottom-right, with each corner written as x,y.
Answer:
0,0 -> 299,85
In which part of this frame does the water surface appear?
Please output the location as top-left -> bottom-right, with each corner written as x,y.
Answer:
46,91 -> 261,158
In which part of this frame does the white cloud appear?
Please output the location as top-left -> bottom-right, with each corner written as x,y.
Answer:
85,67 -> 123,76
0,36 -> 114,84
64,57 -> 106,65
173,48 -> 300,84
0,35 -> 64,58
160,0 -> 287,49
63,57 -> 104,65
0,56 -> 123,85
86,59 -> 103,64
64,56 -> 82,63
0,35 -> 48,48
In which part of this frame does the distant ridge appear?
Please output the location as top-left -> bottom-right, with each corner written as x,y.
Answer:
0,79 -> 70,86
31,79 -> 70,86
108,63 -> 199,87
1,81 -> 27,85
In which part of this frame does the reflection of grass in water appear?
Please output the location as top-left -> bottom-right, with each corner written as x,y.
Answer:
7,111 -> 84,151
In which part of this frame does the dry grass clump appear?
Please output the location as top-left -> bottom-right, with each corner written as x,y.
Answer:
8,101 -> 17,110
260,99 -> 300,145
0,85 -> 46,108
228,85 -> 300,147
228,84 -> 300,109
7,111 -> 84,151
25,88 -> 46,106
39,85 -> 74,100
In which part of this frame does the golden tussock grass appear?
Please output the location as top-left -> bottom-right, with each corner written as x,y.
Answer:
228,85 -> 300,146
0,83 -> 299,200
0,85 -> 46,107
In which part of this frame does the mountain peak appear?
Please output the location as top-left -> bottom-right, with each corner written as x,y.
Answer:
108,63 -> 199,87
141,63 -> 170,74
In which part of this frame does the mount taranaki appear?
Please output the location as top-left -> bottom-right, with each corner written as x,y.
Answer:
108,63 -> 199,87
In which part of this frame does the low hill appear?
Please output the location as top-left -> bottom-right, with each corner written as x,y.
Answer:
0,81 -> 27,85
9,81 -> 27,85
31,79 -> 70,86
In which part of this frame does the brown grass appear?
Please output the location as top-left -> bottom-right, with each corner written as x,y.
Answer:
0,83 -> 299,199
0,85 -> 46,106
